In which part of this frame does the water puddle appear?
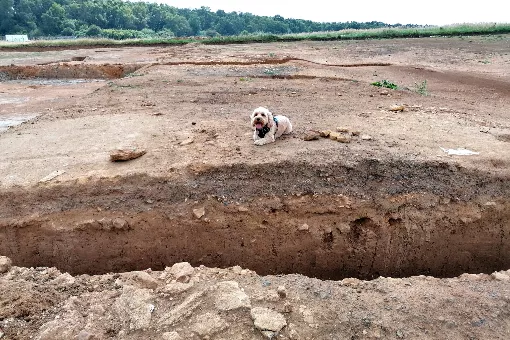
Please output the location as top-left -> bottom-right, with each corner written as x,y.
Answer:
0,114 -> 39,132
7,78 -> 105,86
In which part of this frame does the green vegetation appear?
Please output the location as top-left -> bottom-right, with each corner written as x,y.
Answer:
3,24 -> 508,49
0,0 -> 394,38
1,0 -> 509,48
414,80 -> 428,96
2,0 -> 508,42
371,80 -> 398,90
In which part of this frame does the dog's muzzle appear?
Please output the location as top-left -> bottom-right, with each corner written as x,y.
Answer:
253,118 -> 264,129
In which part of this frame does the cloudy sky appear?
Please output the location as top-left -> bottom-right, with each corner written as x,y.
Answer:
157,0 -> 507,26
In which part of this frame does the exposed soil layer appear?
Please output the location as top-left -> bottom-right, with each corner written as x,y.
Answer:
1,35 -> 510,339
0,63 -> 142,80
1,158 -> 510,279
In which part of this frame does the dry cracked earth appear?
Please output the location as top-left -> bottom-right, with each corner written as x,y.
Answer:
0,35 -> 510,339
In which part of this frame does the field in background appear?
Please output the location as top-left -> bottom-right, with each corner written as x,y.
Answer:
1,23 -> 509,49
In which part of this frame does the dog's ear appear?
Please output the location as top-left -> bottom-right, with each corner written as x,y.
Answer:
266,109 -> 274,128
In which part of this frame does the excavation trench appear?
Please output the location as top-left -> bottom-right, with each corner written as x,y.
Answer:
0,58 -> 390,80
1,160 -> 509,280
0,63 -> 144,80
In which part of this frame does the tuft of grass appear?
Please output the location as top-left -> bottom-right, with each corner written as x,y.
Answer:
414,80 -> 428,96
239,77 -> 252,81
371,79 -> 398,89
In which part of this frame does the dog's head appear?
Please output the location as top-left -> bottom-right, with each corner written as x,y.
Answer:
250,107 -> 274,130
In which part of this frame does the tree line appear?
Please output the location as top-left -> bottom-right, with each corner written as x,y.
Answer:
0,0 -> 412,39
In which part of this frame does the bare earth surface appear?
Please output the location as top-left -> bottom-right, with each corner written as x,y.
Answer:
0,35 -> 510,339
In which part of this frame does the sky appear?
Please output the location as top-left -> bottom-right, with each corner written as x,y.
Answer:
157,1 -> 507,26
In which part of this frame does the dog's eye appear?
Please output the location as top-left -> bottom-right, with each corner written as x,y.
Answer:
261,113 -> 266,117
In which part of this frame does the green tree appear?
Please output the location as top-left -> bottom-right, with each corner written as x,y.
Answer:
86,24 -> 101,36
187,13 -> 201,35
12,0 -> 38,33
195,6 -> 214,30
215,17 -> 235,35
4,0 -> 393,39
165,14 -> 191,37
131,2 -> 148,30
0,0 -> 15,34
40,3 -> 66,35
147,4 -> 167,31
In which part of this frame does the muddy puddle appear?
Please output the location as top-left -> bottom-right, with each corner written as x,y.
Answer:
0,113 -> 38,132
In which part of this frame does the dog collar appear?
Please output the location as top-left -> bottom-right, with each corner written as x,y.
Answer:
273,117 -> 278,127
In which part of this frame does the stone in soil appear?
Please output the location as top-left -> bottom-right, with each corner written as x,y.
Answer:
168,262 -> 195,283
250,307 -> 287,334
109,147 -> 146,161
0,256 -> 12,273
214,281 -> 251,311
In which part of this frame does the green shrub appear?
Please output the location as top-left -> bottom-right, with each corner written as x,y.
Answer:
371,80 -> 398,89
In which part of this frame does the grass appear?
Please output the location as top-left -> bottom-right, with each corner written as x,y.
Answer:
1,23 -> 509,50
371,80 -> 398,90
414,80 -> 428,96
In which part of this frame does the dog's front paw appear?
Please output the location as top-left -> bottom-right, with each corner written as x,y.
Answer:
254,139 -> 266,146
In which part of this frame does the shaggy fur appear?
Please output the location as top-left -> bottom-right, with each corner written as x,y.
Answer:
250,107 -> 293,146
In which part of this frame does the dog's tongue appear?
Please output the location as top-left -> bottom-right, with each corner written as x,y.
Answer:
255,123 -> 263,129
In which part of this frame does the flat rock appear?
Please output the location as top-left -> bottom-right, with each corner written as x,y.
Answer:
75,330 -> 96,340
214,281 -> 251,311
191,312 -> 228,337
119,271 -> 160,289
193,207 -> 205,219
389,104 -> 405,112
162,331 -> 183,340
110,147 -> 146,161
39,170 -> 66,183
335,135 -> 351,143
250,307 -> 287,333
303,131 -> 321,141
50,273 -> 76,286
114,286 -> 154,330
491,272 -> 510,281
298,223 -> 309,231
158,281 -> 194,295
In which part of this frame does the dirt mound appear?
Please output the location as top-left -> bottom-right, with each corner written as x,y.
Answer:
1,260 -> 510,339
